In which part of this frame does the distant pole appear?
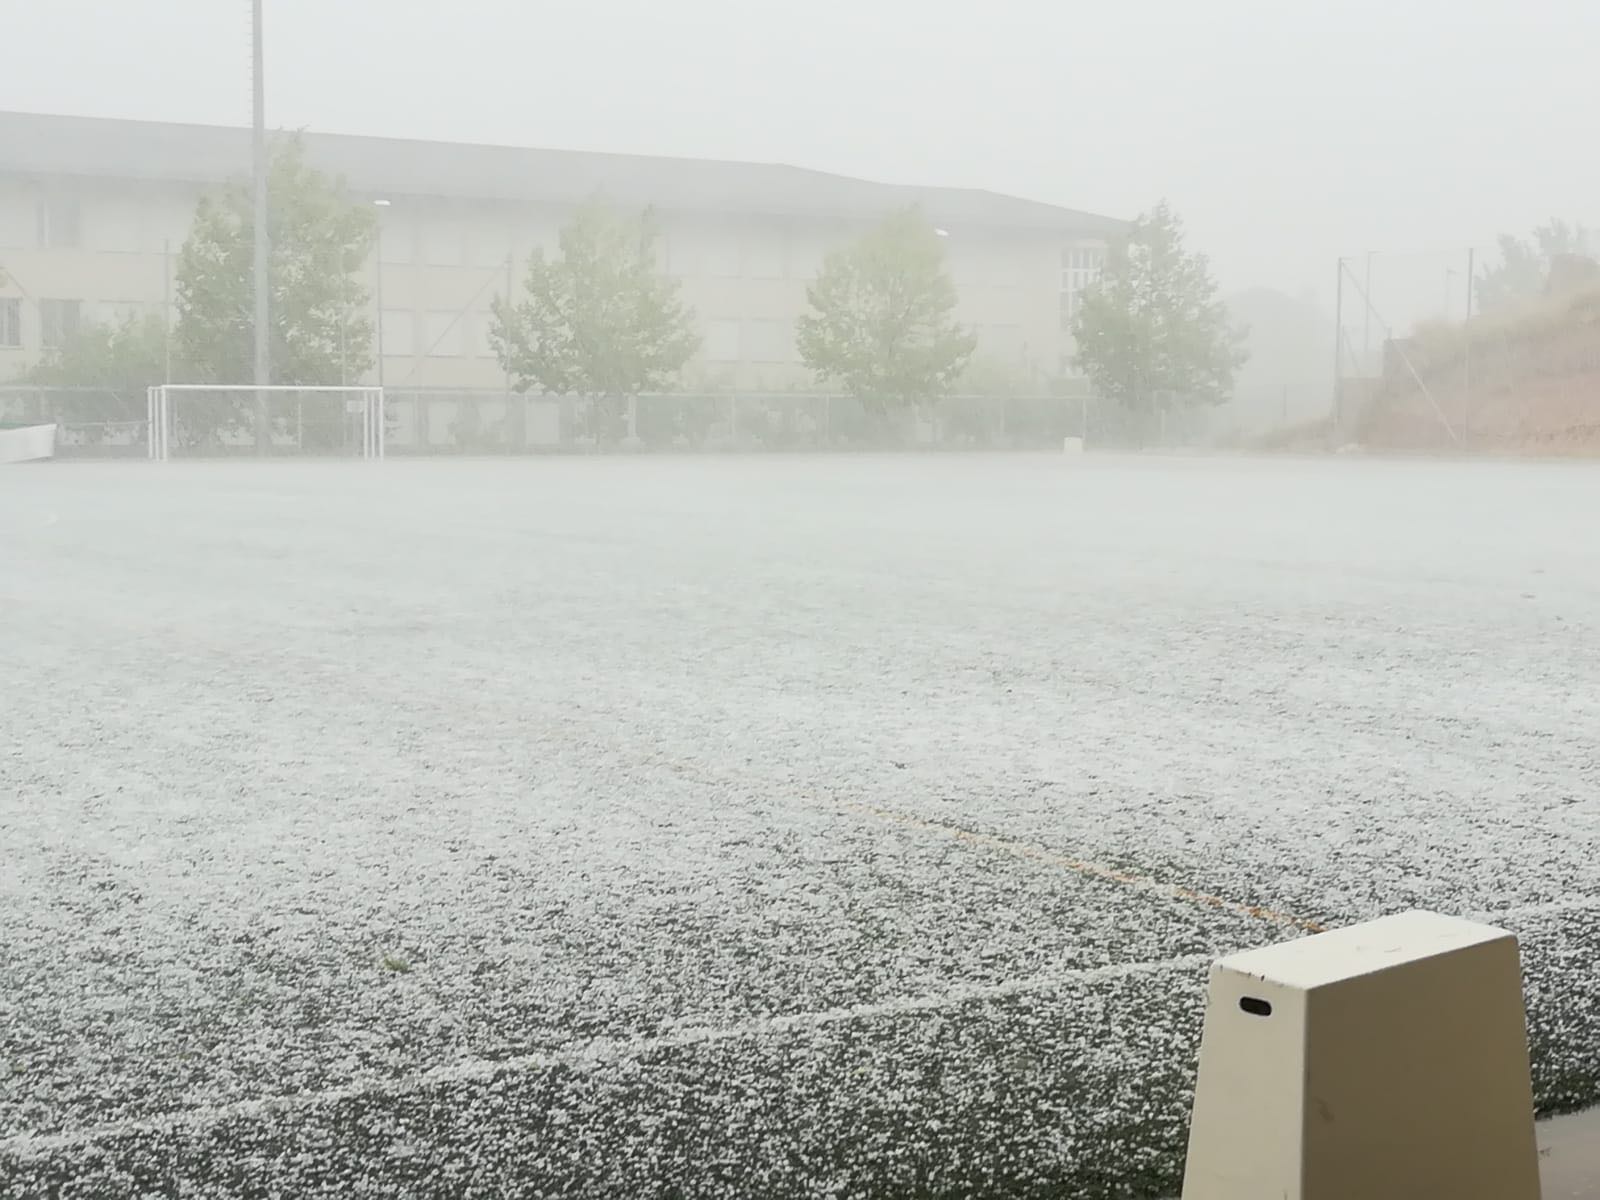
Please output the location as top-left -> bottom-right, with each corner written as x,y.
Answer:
1333,258 -> 1344,432
372,200 -> 390,387
251,0 -> 270,449
505,250 -> 515,445
373,256 -> 385,386
1361,251 -> 1373,371
1463,247 -> 1474,441
162,238 -> 172,383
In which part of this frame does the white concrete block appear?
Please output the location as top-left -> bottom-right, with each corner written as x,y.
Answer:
1182,910 -> 1540,1200
0,423 -> 57,463
1062,436 -> 1084,454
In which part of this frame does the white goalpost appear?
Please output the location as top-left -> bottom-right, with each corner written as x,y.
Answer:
145,385 -> 386,461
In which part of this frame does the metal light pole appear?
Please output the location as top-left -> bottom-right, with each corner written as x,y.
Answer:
1361,251 -> 1373,373
251,0 -> 270,450
372,199 -> 390,388
1463,247 -> 1475,441
1333,257 -> 1344,432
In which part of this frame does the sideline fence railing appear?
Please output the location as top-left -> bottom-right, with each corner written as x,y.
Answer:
0,386 -> 1197,457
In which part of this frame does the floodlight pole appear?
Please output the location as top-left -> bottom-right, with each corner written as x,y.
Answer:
1463,247 -> 1475,441
1333,257 -> 1344,434
372,200 -> 390,388
1361,251 -> 1373,369
251,0 -> 270,451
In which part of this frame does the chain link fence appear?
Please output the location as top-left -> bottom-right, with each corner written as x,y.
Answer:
3,386 -> 1213,457
0,386 -> 152,456
379,389 -> 1127,453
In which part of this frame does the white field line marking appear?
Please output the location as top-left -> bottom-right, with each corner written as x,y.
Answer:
1467,894 -> 1600,925
0,952 -> 1209,1159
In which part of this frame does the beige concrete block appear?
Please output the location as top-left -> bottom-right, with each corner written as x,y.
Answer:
1183,910 -> 1540,1200
0,423 -> 56,462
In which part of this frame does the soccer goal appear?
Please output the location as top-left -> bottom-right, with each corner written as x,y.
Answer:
145,385 -> 386,461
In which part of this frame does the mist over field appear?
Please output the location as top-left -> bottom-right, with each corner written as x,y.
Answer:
3,3 -> 1599,1196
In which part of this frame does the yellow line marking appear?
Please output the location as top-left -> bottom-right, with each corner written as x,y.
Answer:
834,799 -> 1327,934
659,755 -> 1325,934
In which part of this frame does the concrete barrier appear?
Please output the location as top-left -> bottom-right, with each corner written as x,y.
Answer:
1183,910 -> 1539,1199
0,423 -> 57,463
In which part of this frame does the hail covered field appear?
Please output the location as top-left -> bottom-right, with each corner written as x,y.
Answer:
2,453 -> 1598,1199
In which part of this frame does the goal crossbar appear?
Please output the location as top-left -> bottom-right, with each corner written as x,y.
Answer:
146,385 -> 386,461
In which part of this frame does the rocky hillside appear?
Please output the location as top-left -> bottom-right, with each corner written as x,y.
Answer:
1360,278 -> 1600,454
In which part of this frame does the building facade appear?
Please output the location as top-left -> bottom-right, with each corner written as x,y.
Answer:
0,111 -> 1118,395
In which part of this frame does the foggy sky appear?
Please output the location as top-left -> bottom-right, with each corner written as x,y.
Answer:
6,0 -> 1598,310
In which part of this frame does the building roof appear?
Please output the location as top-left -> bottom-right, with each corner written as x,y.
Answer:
0,110 -> 1124,237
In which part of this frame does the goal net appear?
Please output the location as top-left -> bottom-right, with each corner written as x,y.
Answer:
146,386 -> 386,460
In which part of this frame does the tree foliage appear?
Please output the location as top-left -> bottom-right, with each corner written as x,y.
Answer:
1072,201 -> 1246,426
958,354 -> 1035,398
491,201 -> 698,441
175,136 -> 376,387
796,208 -> 976,413
1476,219 -> 1592,313
28,312 -> 169,390
23,313 -> 171,441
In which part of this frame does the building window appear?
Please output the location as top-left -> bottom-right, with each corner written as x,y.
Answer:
380,310 -> 415,358
1060,291 -> 1078,331
745,230 -> 785,279
379,221 -> 414,265
37,196 -> 82,248
705,318 -> 741,362
1059,245 -> 1104,340
40,299 -> 81,348
1060,248 -> 1105,273
95,201 -> 145,253
0,197 -> 30,249
705,238 -> 741,279
742,318 -> 793,363
421,223 -> 463,267
666,231 -> 700,278
0,299 -> 20,348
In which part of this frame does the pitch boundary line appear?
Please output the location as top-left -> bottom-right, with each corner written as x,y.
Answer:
7,900 -> 1593,1159
0,952 -> 1210,1159
1469,894 -> 1600,925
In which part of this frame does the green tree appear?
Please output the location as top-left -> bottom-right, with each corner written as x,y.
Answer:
28,312 -> 169,390
1476,219 -> 1592,313
174,135 -> 375,446
491,200 -> 698,445
796,208 -> 975,417
22,313 -> 171,443
1072,201 -> 1246,439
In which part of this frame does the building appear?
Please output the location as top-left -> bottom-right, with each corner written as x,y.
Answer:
0,110 -> 1119,395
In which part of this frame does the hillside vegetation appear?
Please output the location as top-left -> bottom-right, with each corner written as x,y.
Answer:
1362,268 -> 1600,454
